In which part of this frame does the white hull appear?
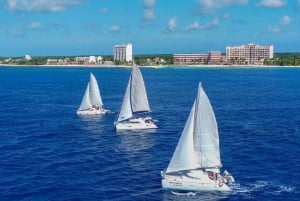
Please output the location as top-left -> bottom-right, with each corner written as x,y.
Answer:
161,170 -> 232,192
77,108 -> 109,115
115,117 -> 157,130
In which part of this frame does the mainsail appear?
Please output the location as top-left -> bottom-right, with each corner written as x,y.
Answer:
166,83 -> 221,173
117,65 -> 150,122
89,73 -> 103,107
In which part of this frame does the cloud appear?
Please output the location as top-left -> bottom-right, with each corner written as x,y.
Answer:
27,22 -> 42,30
183,18 -> 218,31
196,0 -> 248,13
279,15 -> 291,25
183,22 -> 200,31
5,0 -> 83,12
201,18 -> 219,29
143,0 -> 155,8
267,14 -> 291,34
109,25 -> 120,33
0,29 -> 25,37
268,26 -> 281,33
168,17 -> 177,32
256,0 -> 286,8
99,7 -> 109,15
142,0 -> 155,22
143,9 -> 155,21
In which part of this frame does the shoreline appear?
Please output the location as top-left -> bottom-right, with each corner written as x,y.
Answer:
1,63 -> 300,68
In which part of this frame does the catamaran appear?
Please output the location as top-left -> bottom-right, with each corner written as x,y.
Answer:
77,73 -> 109,115
161,83 -> 234,192
114,65 -> 157,130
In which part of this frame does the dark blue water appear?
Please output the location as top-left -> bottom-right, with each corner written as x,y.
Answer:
0,66 -> 299,200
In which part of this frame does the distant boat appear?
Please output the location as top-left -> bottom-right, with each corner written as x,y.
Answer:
77,73 -> 109,115
114,64 -> 157,130
161,83 -> 234,192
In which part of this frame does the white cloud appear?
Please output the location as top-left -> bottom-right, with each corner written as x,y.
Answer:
168,17 -> 177,32
142,0 -> 155,22
99,7 -> 109,15
183,22 -> 200,31
6,0 -> 83,12
279,15 -> 291,25
109,25 -> 120,32
202,18 -> 219,29
143,0 -> 155,8
223,13 -> 231,19
27,22 -> 42,30
183,18 -> 219,31
143,9 -> 155,21
196,0 -> 248,13
268,26 -> 281,33
9,29 -> 25,37
256,0 -> 286,8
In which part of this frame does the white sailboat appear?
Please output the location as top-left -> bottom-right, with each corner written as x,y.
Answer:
115,65 -> 157,130
161,83 -> 234,192
77,73 -> 109,115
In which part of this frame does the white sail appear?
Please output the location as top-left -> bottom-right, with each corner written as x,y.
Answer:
117,77 -> 133,122
194,84 -> 221,168
166,83 -> 221,173
78,83 -> 92,111
89,73 -> 103,107
117,65 -> 150,122
130,65 -> 150,113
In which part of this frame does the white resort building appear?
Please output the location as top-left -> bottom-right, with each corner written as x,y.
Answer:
226,43 -> 274,65
113,43 -> 133,63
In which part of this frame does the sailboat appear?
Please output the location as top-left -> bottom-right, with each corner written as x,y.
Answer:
77,73 -> 109,115
114,64 -> 157,130
161,83 -> 234,192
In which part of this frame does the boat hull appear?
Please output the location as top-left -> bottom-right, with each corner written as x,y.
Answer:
115,117 -> 157,130
77,108 -> 109,115
161,170 -> 232,192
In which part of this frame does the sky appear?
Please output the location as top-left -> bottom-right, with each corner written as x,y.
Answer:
0,0 -> 300,56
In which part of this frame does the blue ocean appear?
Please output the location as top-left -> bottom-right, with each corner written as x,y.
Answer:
0,66 -> 299,201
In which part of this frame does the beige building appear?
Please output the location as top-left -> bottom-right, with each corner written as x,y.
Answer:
173,51 -> 221,65
226,43 -> 274,65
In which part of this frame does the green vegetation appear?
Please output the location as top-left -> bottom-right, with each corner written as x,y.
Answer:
0,53 -> 299,66
264,53 -> 300,66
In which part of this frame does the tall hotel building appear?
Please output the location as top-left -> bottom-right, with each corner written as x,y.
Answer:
113,43 -> 133,62
226,43 -> 274,65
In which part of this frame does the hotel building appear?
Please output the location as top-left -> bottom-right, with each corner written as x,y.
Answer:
113,43 -> 133,62
173,51 -> 222,65
226,43 -> 274,65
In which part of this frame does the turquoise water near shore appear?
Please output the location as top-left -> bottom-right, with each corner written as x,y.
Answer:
0,66 -> 299,200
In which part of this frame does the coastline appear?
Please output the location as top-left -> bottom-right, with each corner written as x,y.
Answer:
1,63 -> 300,68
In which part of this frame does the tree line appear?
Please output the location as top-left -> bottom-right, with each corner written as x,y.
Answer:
1,53 -> 299,66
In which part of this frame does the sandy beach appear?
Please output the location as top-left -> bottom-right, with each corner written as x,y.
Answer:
1,63 -> 300,68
